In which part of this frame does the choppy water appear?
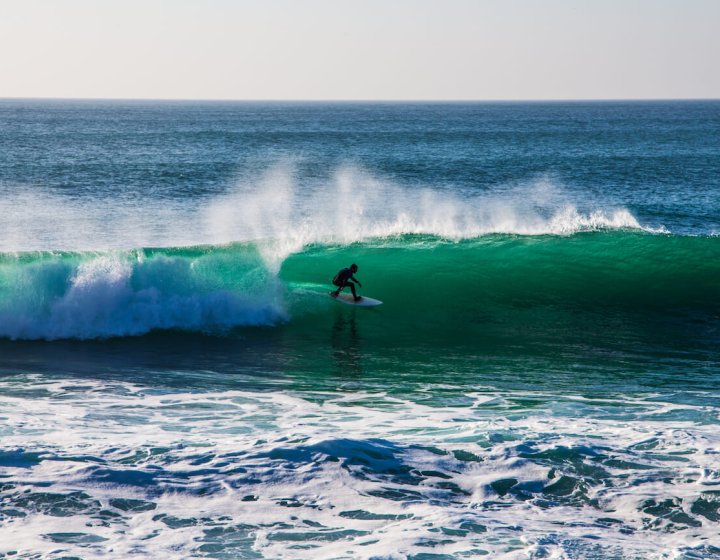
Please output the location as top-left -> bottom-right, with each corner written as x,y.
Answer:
0,99 -> 719,559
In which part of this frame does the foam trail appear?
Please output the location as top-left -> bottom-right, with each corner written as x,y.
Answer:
1,377 -> 719,559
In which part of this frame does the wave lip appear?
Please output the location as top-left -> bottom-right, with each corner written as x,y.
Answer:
543,206 -> 660,235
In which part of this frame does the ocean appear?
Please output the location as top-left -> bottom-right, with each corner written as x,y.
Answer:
0,99 -> 718,559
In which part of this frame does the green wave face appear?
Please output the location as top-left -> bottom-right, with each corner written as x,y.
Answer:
281,232 -> 720,373
284,232 -> 720,311
0,232 -> 717,347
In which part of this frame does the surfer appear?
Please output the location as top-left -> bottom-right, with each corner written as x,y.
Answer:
331,264 -> 362,301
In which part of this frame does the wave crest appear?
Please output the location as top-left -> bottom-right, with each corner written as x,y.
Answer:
203,166 -> 657,267
1,166 -> 656,261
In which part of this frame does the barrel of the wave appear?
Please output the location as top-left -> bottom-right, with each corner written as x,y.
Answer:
281,232 -> 720,352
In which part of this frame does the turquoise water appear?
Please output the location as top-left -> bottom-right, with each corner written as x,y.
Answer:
0,100 -> 719,559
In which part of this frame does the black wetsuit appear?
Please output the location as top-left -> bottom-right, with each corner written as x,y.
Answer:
332,268 -> 360,299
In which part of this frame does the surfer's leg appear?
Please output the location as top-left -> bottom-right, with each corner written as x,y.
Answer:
348,282 -> 358,299
331,281 -> 343,296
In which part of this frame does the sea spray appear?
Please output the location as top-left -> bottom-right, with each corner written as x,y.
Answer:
1,166 -> 658,255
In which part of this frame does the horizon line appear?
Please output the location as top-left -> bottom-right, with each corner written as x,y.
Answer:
2,96 -> 719,104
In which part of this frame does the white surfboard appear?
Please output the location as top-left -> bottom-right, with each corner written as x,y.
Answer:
330,293 -> 383,307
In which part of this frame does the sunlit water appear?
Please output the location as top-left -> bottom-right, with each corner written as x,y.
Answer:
0,100 -> 719,559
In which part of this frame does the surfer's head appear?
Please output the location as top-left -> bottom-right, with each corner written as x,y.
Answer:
350,264 -> 358,272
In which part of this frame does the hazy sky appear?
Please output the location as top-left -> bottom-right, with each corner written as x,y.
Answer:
1,0 -> 718,100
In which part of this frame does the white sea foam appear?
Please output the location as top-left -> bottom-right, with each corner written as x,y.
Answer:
0,166 -> 655,258
0,376 -> 718,559
0,250 -> 286,340
201,166 -> 656,269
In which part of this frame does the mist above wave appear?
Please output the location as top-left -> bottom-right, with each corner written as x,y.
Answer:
1,165 -> 652,261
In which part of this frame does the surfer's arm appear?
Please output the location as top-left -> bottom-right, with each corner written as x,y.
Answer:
351,275 -> 362,287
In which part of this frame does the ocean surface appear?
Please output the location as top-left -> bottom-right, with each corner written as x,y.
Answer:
0,99 -> 719,559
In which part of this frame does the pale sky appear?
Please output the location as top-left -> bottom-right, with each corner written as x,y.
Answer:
1,0 -> 718,100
